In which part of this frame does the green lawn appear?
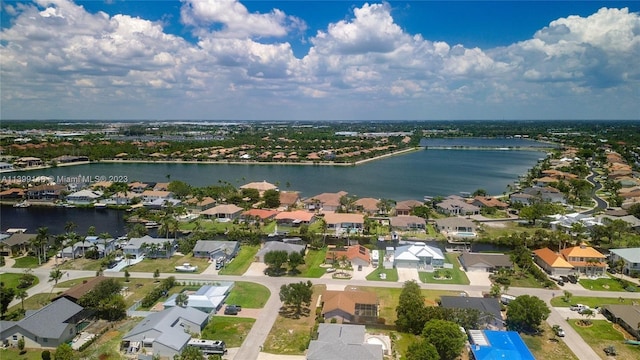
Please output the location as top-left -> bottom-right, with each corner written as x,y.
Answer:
569,320 -> 640,360
57,257 -> 106,271
0,273 -> 40,289
551,295 -> 637,308
12,256 -> 40,268
125,254 -> 210,273
579,276 -> 634,292
352,286 -> 460,325
201,316 -> 255,347
366,267 -> 399,282
419,253 -> 470,285
224,282 -> 270,308
520,322 -> 578,360
0,348 -> 44,360
218,245 -> 259,275
298,249 -> 327,278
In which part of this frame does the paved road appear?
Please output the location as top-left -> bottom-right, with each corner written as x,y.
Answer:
4,266 -> 640,360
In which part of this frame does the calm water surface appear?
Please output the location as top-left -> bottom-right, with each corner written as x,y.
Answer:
1,139 -> 547,234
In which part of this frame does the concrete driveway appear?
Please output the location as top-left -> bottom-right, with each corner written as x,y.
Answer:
465,271 -> 492,286
397,267 -> 419,282
244,262 -> 268,276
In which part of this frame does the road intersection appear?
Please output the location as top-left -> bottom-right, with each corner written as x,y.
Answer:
4,264 -> 640,360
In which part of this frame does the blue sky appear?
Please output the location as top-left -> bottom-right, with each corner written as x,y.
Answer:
1,1 -> 639,120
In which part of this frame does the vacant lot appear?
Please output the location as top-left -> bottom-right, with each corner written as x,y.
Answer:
569,319 -> 640,360
201,316 -> 255,347
521,322 -> 578,360
551,296 -> 638,308
224,281 -> 270,309
218,245 -> 259,275
125,254 -> 211,273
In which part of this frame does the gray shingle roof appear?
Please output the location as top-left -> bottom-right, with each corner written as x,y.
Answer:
307,324 -> 382,360
122,306 -> 208,351
18,298 -> 84,339
610,248 -> 640,263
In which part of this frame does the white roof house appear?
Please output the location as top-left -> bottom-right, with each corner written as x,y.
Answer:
163,282 -> 234,313
65,189 -> 103,204
609,248 -> 640,275
394,242 -> 445,270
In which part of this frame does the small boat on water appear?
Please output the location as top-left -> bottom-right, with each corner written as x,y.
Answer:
145,221 -> 159,228
94,203 -> 107,209
13,200 -> 30,208
175,263 -> 198,272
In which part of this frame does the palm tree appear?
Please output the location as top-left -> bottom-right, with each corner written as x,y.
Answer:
98,232 -> 112,258
16,289 -> 28,311
175,292 -> 189,308
48,268 -> 63,296
34,227 -> 50,265
64,221 -> 77,234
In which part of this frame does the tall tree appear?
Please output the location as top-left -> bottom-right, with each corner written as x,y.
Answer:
288,251 -> 305,273
175,292 -> 189,308
422,319 -> 467,360
396,280 -> 427,334
279,280 -> 313,317
0,283 -> 16,318
406,339 -> 439,360
264,250 -> 289,274
262,189 -> 280,208
506,295 -> 550,333
49,268 -> 63,296
16,289 -> 28,311
34,227 -> 50,265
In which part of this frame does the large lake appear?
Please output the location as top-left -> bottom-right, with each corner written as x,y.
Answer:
9,149 -> 545,200
1,138 -> 549,234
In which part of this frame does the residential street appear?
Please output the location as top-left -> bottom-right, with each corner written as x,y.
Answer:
4,265 -> 640,360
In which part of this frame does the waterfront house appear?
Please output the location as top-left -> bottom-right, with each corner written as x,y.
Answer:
0,298 -> 87,349
239,180 -> 278,195
0,233 -> 36,257
325,245 -> 371,267
255,241 -> 306,263
608,248 -> 640,276
511,187 -> 566,205
532,248 -> 575,276
468,330 -> 535,360
108,191 -> 138,205
141,190 -> 173,203
470,196 -> 509,210
303,191 -> 348,212
435,195 -> 480,216
192,240 -> 239,262
321,289 -> 378,324
128,182 -> 149,194
0,188 -> 25,199
435,217 -> 476,238
459,252 -> 513,273
122,235 -> 175,259
200,204 -> 243,221
65,189 -> 103,204
323,212 -> 364,235
241,209 -> 279,223
306,324 -> 383,360
561,244 -> 607,276
394,200 -> 423,216
601,305 -> 640,340
353,197 -> 380,215
440,296 -> 504,329
163,283 -> 233,314
26,184 -> 66,201
274,210 -> 316,226
13,157 -> 43,168
121,306 -> 209,358
389,216 -> 426,231
393,242 -> 445,270
279,191 -> 301,210
184,196 -> 216,212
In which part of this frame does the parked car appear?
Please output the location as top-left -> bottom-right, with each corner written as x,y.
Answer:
224,305 -> 239,315
567,275 -> 578,284
552,325 -> 565,337
570,304 -> 589,312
